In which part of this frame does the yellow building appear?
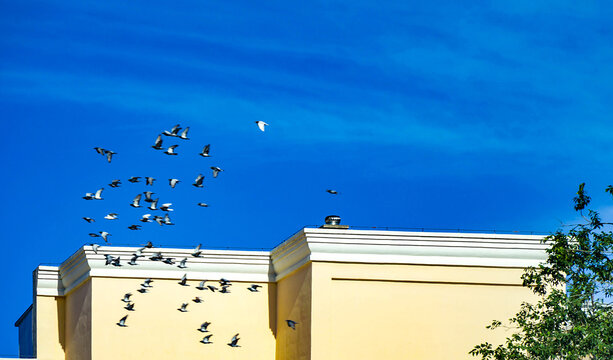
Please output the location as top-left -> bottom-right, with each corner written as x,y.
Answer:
15,225 -> 547,360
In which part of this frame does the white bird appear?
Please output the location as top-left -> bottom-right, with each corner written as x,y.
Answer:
130,194 -> 142,208
151,135 -> 163,150
148,198 -> 159,211
99,231 -> 110,242
104,213 -> 118,220
211,166 -> 223,178
140,214 -> 152,223
193,174 -> 204,188
169,178 -> 180,188
145,177 -> 155,186
162,124 -> 181,137
178,127 -> 190,140
164,145 -> 179,155
255,121 -> 269,132
160,203 -> 173,212
91,244 -> 100,254
93,188 -> 104,200
199,144 -> 210,157
196,280 -> 207,290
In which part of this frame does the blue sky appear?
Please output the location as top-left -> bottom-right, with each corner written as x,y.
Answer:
1,0 -> 613,355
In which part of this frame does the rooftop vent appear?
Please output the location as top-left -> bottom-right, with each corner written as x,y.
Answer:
320,215 -> 349,229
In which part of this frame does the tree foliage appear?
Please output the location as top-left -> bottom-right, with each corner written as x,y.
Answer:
470,183 -> 613,359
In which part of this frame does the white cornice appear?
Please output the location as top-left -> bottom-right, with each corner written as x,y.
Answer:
35,229 -> 549,296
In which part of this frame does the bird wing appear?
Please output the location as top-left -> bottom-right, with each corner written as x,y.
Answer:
154,135 -> 162,147
202,144 -> 210,154
170,124 -> 181,134
95,188 -> 104,198
181,127 -> 190,138
132,194 -> 142,204
256,121 -> 268,131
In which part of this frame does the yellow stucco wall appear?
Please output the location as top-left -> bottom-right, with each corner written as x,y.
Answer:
275,264 -> 312,360
35,296 -> 65,360
65,280 -> 92,360
310,262 -> 537,360
89,277 -> 276,360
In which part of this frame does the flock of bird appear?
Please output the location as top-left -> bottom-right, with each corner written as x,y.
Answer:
84,122 -> 308,348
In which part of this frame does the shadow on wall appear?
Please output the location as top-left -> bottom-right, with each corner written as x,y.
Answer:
268,283 -> 277,338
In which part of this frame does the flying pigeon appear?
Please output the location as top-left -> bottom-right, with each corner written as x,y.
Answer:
220,278 -> 232,286
137,285 -> 148,294
83,217 -> 95,223
128,176 -> 141,183
145,177 -> 155,186
177,258 -> 187,269
121,293 -> 132,303
164,145 -> 179,156
89,233 -> 100,238
104,213 -> 118,220
255,121 -> 269,132
210,166 -> 223,178
197,202 -> 208,207
140,214 -> 152,223
153,216 -> 164,226
91,244 -> 100,254
286,320 -> 298,330
151,135 -> 163,150
130,194 -> 142,208
198,322 -> 211,332
247,284 -> 262,292
104,254 -> 114,265
196,280 -> 207,290
178,274 -> 188,286
169,178 -> 180,188
192,244 -> 202,257
162,257 -> 175,265
124,303 -> 134,311
82,193 -> 95,200
116,315 -> 128,327
145,241 -> 153,248
220,285 -> 231,294
192,297 -> 203,303
142,278 -> 154,287
200,335 -> 213,344
192,174 -> 204,188
162,124 -> 181,137
111,256 -> 121,266
149,252 -> 163,261
104,150 -> 116,163
93,188 -> 104,200
148,198 -> 159,211
133,248 -> 144,257
163,213 -> 174,225
178,303 -> 189,312
127,255 -> 139,265
178,127 -> 190,140
109,179 -> 121,188
326,189 -> 338,195
99,231 -> 110,242
160,203 -> 173,212
228,334 -> 240,347
199,144 -> 210,157
143,191 -> 155,203
128,225 -> 141,230
93,147 -> 106,155
207,285 -> 218,292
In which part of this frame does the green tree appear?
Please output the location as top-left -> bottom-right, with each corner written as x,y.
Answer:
470,184 -> 613,360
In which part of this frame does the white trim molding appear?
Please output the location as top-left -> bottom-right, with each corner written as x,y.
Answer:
34,228 -> 549,296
